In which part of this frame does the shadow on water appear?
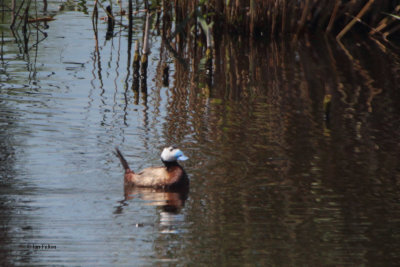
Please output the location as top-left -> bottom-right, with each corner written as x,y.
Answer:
1,1 -> 400,265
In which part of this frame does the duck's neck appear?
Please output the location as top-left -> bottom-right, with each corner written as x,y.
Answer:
162,160 -> 180,170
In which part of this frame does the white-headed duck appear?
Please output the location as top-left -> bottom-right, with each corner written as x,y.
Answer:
115,146 -> 189,190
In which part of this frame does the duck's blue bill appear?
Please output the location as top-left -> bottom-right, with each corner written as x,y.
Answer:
178,155 -> 189,161
175,150 -> 189,161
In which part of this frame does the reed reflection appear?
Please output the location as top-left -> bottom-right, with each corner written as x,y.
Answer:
160,31 -> 400,265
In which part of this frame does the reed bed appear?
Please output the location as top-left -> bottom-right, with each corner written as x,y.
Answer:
173,0 -> 400,41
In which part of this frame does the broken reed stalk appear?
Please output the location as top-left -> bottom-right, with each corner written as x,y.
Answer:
336,0 -> 375,41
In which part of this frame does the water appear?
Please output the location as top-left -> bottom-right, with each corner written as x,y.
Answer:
1,1 -> 400,266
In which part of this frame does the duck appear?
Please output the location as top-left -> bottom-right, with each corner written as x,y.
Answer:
115,146 -> 189,189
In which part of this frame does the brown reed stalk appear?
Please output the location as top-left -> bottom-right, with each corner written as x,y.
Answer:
326,0 -> 341,33
336,0 -> 375,41
249,0 -> 255,36
173,0 -> 398,41
293,0 -> 310,43
383,24 -> 400,40
370,5 -> 400,36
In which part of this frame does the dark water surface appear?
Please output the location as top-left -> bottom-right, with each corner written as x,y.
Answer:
1,2 -> 400,266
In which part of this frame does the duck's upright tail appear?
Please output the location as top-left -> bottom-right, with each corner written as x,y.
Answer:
115,147 -> 134,174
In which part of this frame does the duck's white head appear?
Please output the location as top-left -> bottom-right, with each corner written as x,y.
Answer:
161,146 -> 189,162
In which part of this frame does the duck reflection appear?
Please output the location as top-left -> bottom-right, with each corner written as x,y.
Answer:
124,185 -> 188,213
113,183 -> 189,216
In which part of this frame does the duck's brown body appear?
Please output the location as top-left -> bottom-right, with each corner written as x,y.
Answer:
116,148 -> 188,190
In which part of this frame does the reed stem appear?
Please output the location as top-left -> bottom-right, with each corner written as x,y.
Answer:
336,0 -> 375,41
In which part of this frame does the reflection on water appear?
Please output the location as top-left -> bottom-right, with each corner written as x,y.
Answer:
1,2 -> 400,265
117,186 -> 188,215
